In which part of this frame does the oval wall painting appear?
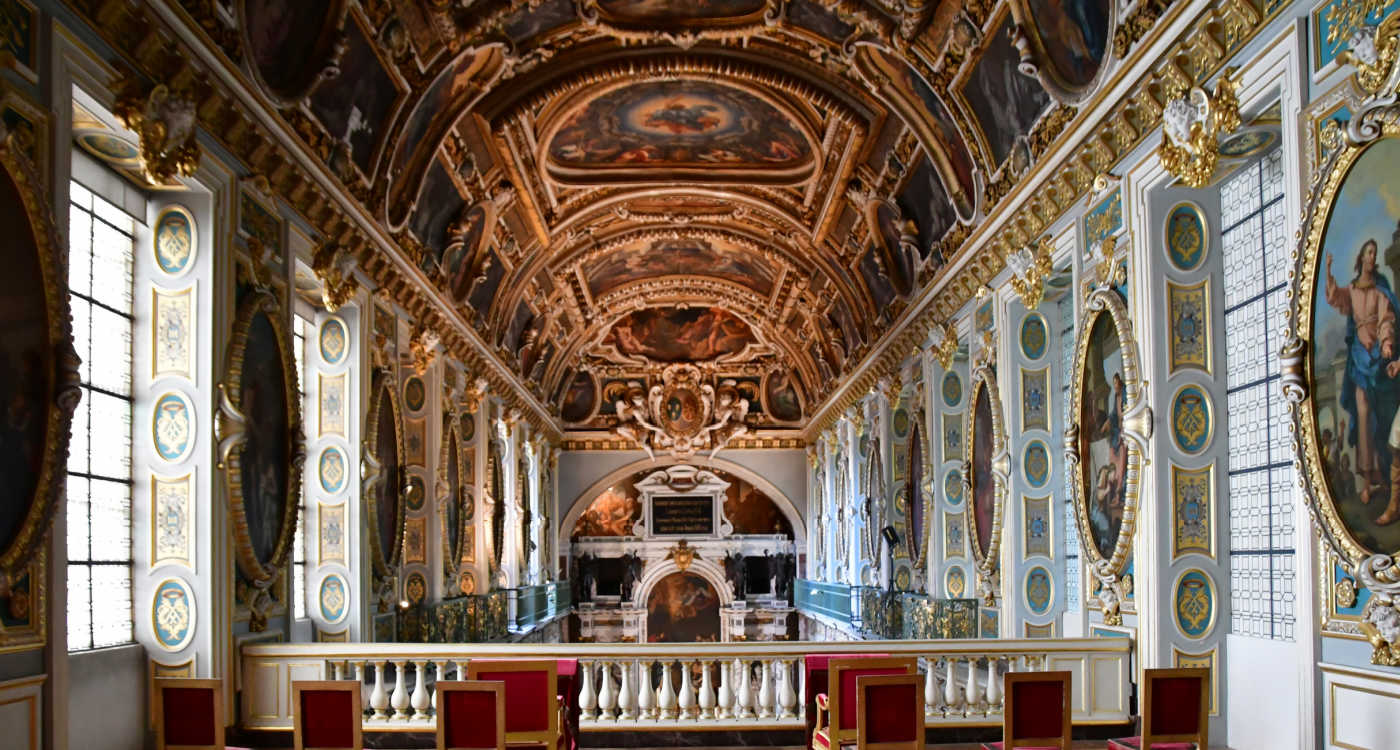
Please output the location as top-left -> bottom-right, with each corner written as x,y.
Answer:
0,160 -> 56,569
970,386 -> 996,559
370,378 -> 403,568
153,205 -> 197,276
1308,137 -> 1400,556
238,311 -> 293,568
1078,311 -> 1128,561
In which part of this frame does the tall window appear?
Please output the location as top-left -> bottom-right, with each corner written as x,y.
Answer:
1056,289 -> 1080,612
292,314 -> 310,620
66,181 -> 136,650
1222,149 -> 1295,640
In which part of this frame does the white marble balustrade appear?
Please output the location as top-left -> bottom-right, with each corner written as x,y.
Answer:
239,639 -> 1129,733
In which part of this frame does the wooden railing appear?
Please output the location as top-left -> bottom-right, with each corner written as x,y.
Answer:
239,638 -> 1131,732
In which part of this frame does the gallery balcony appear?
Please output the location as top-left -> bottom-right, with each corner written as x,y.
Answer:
795,579 -> 978,639
239,636 -> 1131,735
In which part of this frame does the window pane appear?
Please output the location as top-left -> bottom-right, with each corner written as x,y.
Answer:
68,207 -> 92,298
88,478 -> 131,562
66,476 -> 90,561
90,564 -> 132,648
66,178 -> 136,652
67,564 -> 91,650
87,390 -> 131,480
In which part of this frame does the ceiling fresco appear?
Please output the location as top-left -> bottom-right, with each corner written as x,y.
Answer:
135,0 -> 1168,434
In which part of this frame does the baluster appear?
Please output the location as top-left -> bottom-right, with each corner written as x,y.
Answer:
579,660 -> 598,721
598,661 -> 617,721
716,660 -> 733,719
371,660 -> 390,720
779,659 -> 798,719
677,661 -> 697,720
798,662 -> 807,722
618,660 -> 636,721
658,661 -> 678,720
758,660 -> 775,719
457,659 -> 469,682
736,659 -> 754,719
431,660 -> 439,712
943,658 -> 960,717
411,660 -> 430,720
962,659 -> 978,715
354,661 -> 369,716
924,659 -> 938,718
391,660 -> 410,720
699,661 -> 716,720
332,661 -> 346,681
637,660 -> 655,720
985,657 -> 1001,714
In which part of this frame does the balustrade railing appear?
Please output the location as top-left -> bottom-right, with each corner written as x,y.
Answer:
240,638 -> 1131,733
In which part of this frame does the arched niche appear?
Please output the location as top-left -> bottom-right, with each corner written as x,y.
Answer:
636,561 -> 731,643
560,456 -> 806,552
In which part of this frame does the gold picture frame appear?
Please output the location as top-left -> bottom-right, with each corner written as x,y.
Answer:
215,288 -> 305,591
0,127 -> 81,586
363,367 -> 407,578
963,362 -> 1008,605
1068,281 -> 1152,623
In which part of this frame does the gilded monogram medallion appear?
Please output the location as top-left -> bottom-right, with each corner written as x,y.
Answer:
1171,384 -> 1212,454
318,317 -> 348,366
152,391 -> 195,463
1020,313 -> 1048,359
319,573 -> 348,623
1025,566 -> 1053,615
942,371 -> 962,407
1023,439 -> 1051,488
1173,569 -> 1214,639
945,566 -> 966,597
318,446 -> 347,494
153,205 -> 196,276
1165,202 -> 1207,271
152,578 -> 195,651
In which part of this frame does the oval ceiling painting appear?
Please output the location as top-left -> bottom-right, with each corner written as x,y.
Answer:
1021,0 -> 1113,98
238,1 -> 348,105
604,307 -> 757,363
546,80 -> 815,182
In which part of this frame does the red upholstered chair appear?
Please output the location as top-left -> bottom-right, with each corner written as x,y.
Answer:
813,657 -> 917,750
155,678 -> 234,750
804,653 -> 889,750
437,681 -> 506,750
292,680 -> 363,750
981,671 -> 1072,750
467,659 -> 560,748
1108,668 -> 1209,750
855,673 -> 924,750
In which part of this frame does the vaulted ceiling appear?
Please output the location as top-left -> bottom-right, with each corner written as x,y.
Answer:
156,0 -> 1123,431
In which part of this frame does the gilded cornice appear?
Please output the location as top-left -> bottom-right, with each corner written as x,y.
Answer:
97,0 -> 563,440
803,0 -> 1284,439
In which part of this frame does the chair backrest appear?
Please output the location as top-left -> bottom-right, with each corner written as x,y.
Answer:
437,680 -> 506,750
293,680 -> 363,750
154,678 -> 223,750
467,659 -> 560,746
1143,667 -> 1209,748
828,657 -> 917,744
855,673 -> 924,750
1002,671 -> 1072,750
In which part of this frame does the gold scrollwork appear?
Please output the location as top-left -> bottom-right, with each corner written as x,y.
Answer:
1007,236 -> 1054,310
311,242 -> 360,313
1157,68 -> 1241,188
112,78 -> 201,184
963,362 -> 1009,606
